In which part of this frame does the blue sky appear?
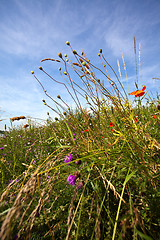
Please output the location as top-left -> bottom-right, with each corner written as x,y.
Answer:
0,0 -> 160,130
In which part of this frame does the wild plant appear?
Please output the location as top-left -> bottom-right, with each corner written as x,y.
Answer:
0,39 -> 159,240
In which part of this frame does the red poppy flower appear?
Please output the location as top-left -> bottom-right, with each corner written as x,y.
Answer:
84,129 -> 89,132
109,122 -> 113,127
135,117 -> 138,122
130,86 -> 146,97
153,115 -> 156,119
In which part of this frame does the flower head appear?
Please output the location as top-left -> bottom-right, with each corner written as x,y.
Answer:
64,154 -> 73,165
67,175 -> 76,186
130,86 -> 146,97
84,129 -> 89,132
109,122 -> 113,127
135,117 -> 139,122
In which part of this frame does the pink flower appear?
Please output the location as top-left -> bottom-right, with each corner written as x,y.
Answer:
67,175 -> 76,186
64,154 -> 73,165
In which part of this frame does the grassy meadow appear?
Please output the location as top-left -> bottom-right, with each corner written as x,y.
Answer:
0,41 -> 160,240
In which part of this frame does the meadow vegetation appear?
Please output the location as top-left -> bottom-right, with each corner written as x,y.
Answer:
0,39 -> 160,240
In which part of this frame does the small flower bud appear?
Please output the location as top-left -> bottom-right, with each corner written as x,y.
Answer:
99,49 -> 102,53
59,67 -> 61,71
73,50 -> 77,54
39,66 -> 43,70
64,72 -> 67,75
66,41 -> 70,45
44,90 -> 47,92
77,180 -> 84,189
64,54 -> 67,57
42,99 -> 45,102
66,59 -> 69,62
31,71 -> 34,74
47,112 -> 49,115
55,117 -> 59,121
98,53 -> 100,56
58,52 -> 62,58
63,112 -> 67,115
82,61 -> 86,66
57,95 -> 61,99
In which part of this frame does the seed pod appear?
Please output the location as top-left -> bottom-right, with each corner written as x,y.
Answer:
58,52 -> 62,58
23,124 -> 29,128
73,63 -> 82,67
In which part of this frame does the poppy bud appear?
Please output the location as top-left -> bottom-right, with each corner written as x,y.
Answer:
58,52 -> 62,58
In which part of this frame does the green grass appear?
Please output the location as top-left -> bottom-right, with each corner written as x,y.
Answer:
0,41 -> 160,240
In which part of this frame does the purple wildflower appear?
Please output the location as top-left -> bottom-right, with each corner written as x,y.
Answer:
67,175 -> 76,186
0,147 -> 4,150
64,154 -> 73,165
